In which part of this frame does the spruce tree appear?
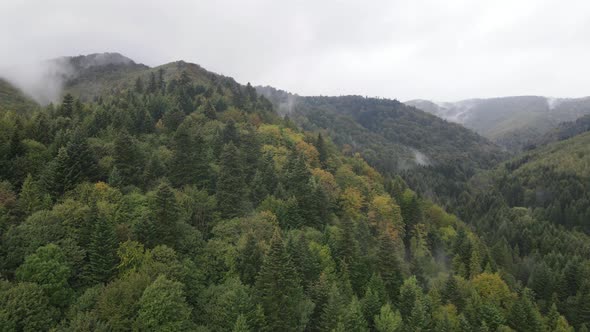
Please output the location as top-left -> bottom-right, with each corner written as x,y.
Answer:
170,125 -> 209,189
113,130 -> 141,186
377,234 -> 404,305
320,284 -> 345,332
158,68 -> 166,92
222,120 -> 240,146
363,286 -> 382,329
236,232 -> 264,286
442,274 -> 464,310
203,99 -> 217,120
85,208 -> 118,284
61,93 -> 74,118
283,151 -> 311,198
65,131 -> 97,184
255,228 -> 308,331
134,76 -> 144,93
316,133 -> 329,168
148,72 -> 158,93
41,147 -> 71,198
232,314 -> 251,332
343,296 -> 369,332
508,289 -> 544,332
217,143 -> 248,218
374,303 -> 402,332
150,182 -> 180,247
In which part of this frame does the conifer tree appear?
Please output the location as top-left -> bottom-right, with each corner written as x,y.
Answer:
236,232 -> 264,286
222,120 -> 240,146
158,68 -> 166,92
283,151 -> 311,198
442,274 -> 464,310
217,143 -> 248,218
232,314 -> 251,332
203,99 -> 217,119
255,228 -> 309,331
61,93 -> 74,118
65,131 -> 97,183
113,130 -> 141,186
108,166 -> 123,188
374,303 -> 402,332
251,152 -> 278,205
320,284 -> 345,332
85,208 -> 118,284
343,296 -> 369,332
41,147 -> 71,198
134,76 -> 144,93
7,123 -> 24,159
148,72 -> 158,93
400,191 -> 422,248
170,125 -> 209,189
399,276 -> 424,327
150,182 -> 180,247
508,289 -> 544,332
378,234 -> 404,304
316,133 -> 329,168
363,286 -> 382,329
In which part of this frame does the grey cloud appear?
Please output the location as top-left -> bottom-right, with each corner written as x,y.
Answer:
1,0 -> 590,101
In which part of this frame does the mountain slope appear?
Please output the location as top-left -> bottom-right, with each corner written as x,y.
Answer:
258,86 -> 506,207
406,96 -> 590,151
0,53 -> 566,331
0,78 -> 39,113
483,131 -> 590,232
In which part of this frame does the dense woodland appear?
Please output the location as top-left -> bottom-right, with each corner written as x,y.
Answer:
257,87 -> 506,210
0,59 -> 586,331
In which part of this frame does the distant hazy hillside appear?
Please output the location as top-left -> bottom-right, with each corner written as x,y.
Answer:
258,85 -> 506,206
406,96 -> 590,151
0,78 -> 39,113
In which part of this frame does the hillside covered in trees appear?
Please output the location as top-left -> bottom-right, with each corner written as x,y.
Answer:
0,55 -> 582,331
469,131 -> 590,232
257,86 -> 506,209
457,131 -> 590,330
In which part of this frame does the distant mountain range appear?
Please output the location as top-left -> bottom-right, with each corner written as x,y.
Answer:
406,96 -> 590,151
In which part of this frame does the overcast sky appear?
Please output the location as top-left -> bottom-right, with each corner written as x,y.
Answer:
1,0 -> 590,101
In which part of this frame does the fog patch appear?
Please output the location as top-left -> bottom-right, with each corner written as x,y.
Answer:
546,97 -> 562,110
0,58 -> 74,105
413,149 -> 431,166
0,53 -> 135,105
278,93 -> 298,115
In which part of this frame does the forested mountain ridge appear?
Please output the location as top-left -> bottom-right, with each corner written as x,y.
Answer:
0,54 -> 577,331
257,85 -> 507,208
406,96 -> 590,152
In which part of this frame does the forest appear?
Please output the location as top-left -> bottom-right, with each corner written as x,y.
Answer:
0,60 -> 586,332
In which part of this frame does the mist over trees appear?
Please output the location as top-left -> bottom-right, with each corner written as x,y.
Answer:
0,55 -> 586,331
